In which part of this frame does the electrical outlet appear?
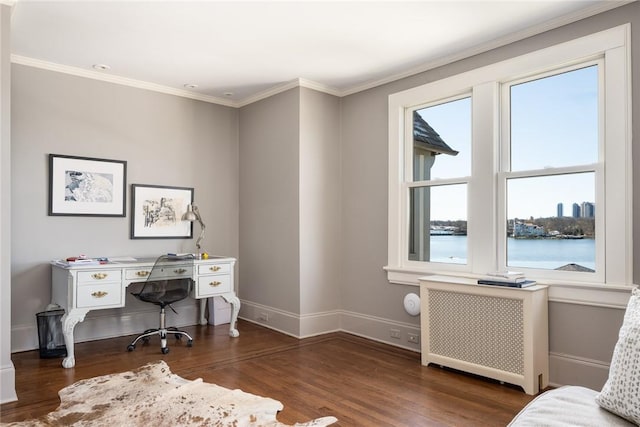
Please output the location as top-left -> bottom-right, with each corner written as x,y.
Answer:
390,329 -> 401,339
407,333 -> 420,344
258,312 -> 269,322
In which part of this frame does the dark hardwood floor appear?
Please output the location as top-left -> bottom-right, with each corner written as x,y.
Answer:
1,320 -> 536,426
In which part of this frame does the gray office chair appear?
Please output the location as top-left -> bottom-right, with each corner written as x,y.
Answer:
127,254 -> 195,354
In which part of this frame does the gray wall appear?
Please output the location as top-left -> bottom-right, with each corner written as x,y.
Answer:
238,87 -> 342,330
238,89 -> 301,316
549,302 -> 625,389
10,64 -> 239,349
299,87 -> 341,316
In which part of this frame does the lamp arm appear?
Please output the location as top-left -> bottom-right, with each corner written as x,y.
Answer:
193,205 -> 206,252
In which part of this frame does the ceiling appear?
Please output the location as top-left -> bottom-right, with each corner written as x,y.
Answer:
8,0 -> 631,107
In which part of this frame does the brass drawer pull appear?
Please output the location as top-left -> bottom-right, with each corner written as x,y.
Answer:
210,266 -> 222,272
91,291 -> 108,298
91,273 -> 108,280
136,270 -> 150,277
209,281 -> 222,287
174,268 -> 187,274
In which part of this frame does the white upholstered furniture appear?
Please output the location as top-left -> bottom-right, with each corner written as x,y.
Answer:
508,386 -> 635,426
510,287 -> 640,426
51,256 -> 238,368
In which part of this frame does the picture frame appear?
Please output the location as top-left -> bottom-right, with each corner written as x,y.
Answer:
49,154 -> 127,216
131,184 -> 193,239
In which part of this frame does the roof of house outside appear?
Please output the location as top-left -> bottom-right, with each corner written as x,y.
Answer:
413,111 -> 459,156
555,263 -> 595,272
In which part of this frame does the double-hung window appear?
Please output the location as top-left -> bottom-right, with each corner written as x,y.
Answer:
386,25 -> 632,288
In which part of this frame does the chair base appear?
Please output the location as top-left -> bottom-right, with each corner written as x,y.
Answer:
127,306 -> 193,354
127,327 -> 193,354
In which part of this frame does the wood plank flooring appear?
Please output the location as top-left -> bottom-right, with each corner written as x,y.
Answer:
1,320 -> 536,426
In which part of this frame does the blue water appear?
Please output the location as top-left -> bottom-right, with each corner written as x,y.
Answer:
429,235 -> 595,270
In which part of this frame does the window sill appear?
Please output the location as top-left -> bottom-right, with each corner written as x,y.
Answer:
384,265 -> 635,309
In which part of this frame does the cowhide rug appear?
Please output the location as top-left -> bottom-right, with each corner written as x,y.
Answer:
3,360 -> 337,426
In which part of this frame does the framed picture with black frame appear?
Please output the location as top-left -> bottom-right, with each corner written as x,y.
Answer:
48,154 -> 127,217
130,184 -> 193,239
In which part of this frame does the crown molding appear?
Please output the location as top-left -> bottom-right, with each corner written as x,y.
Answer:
10,55 -> 237,107
340,0 -> 634,96
11,55 -> 341,108
235,78 -> 342,108
10,0 -> 632,107
234,79 -> 300,108
298,78 -> 342,97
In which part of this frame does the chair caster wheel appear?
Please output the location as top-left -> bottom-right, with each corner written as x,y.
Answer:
187,339 -> 193,347
142,337 -> 150,344
127,344 -> 135,352
175,334 -> 182,340
161,347 -> 169,354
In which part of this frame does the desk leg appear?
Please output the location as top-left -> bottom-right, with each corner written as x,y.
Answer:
60,309 -> 88,369
222,293 -> 240,337
198,299 -> 208,325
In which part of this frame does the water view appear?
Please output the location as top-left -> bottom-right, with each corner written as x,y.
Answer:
429,235 -> 595,270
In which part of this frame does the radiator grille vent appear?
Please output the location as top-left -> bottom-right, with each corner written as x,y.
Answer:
429,290 -> 524,375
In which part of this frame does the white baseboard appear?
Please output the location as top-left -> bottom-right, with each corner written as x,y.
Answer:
238,300 -> 421,351
549,352 -> 610,390
11,303 -> 200,353
339,310 -> 421,352
239,301 -> 613,387
238,300 -> 301,336
11,299 -> 611,391
300,310 -> 341,337
0,362 -> 17,403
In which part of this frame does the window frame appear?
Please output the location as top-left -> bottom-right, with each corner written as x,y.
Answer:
386,25 -> 632,289
498,60 -> 604,283
407,94 -> 472,266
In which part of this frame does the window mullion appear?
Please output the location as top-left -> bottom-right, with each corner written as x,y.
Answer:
469,82 -> 499,274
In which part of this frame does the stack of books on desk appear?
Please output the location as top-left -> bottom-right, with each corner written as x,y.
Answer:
477,271 -> 536,288
52,256 -> 105,267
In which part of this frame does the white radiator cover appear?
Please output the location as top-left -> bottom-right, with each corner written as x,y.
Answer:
420,275 -> 549,395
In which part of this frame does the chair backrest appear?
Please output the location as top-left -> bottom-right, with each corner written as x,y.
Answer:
133,254 -> 195,306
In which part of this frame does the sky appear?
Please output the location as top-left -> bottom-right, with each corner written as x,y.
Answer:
417,65 -> 598,221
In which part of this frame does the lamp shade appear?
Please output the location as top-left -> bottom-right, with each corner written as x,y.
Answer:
182,205 -> 197,222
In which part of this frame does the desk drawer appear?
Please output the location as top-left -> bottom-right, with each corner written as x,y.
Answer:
197,275 -> 231,297
77,282 -> 123,308
78,270 -> 122,284
198,263 -> 231,275
125,266 -> 192,281
124,268 -> 153,280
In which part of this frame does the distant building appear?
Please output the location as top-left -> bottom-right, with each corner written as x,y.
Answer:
572,203 -> 581,218
557,203 -> 563,217
581,202 -> 595,218
513,221 -> 545,237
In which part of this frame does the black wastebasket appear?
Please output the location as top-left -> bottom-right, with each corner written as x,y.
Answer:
36,309 -> 67,358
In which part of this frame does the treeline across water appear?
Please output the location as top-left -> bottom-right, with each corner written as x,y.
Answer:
510,217 -> 595,237
431,217 -> 595,237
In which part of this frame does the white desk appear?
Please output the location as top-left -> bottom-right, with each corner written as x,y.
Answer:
51,256 -> 239,368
